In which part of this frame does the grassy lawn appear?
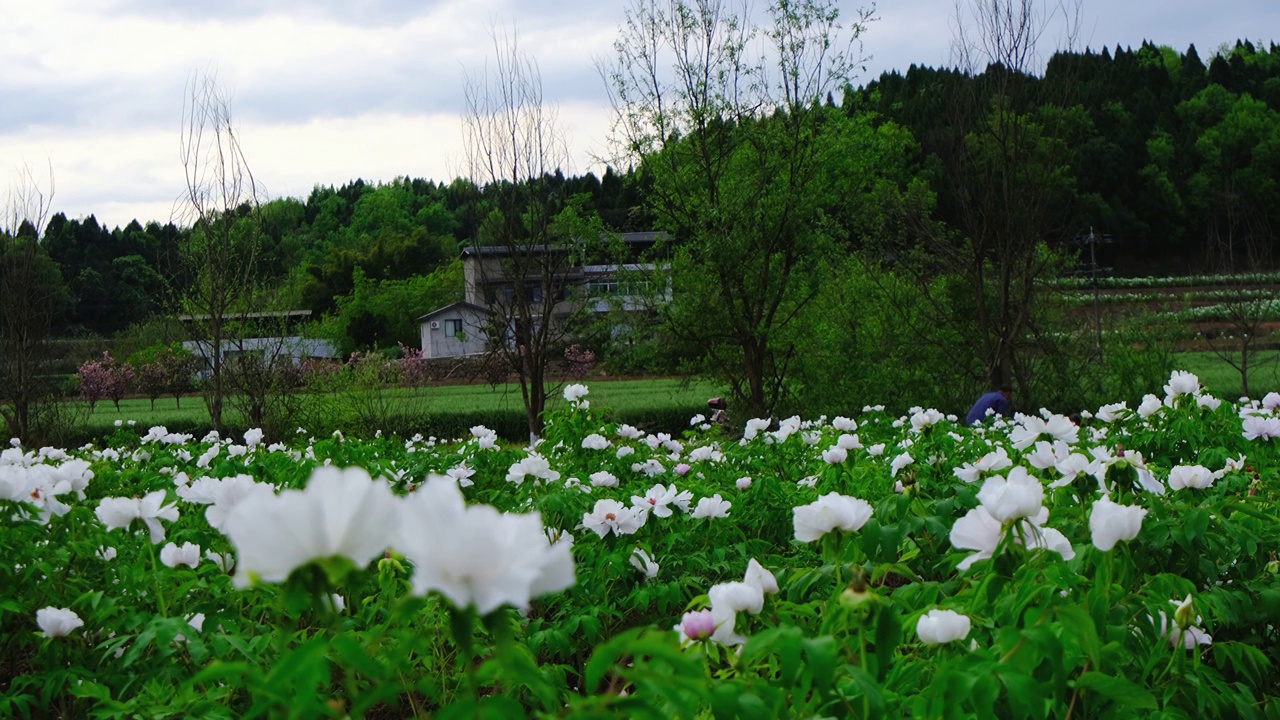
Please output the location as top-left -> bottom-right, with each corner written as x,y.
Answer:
81,378 -> 723,433
1172,350 -> 1280,398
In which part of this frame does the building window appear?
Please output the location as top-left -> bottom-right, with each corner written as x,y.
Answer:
587,280 -> 618,296
444,319 -> 464,337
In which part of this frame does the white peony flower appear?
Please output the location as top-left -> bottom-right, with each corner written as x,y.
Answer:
889,452 -> 914,477
1214,455 -> 1247,479
631,483 -> 682,518
581,433 -> 611,451
159,541 -> 202,568
688,445 -> 718,462
1049,452 -> 1097,488
36,607 -> 84,638
582,498 -> 646,537
792,493 -> 874,542
1009,413 -> 1078,450
1168,465 -> 1215,491
690,494 -> 731,519
1137,394 -> 1163,419
1089,495 -> 1147,551
396,478 -> 575,615
822,446 -> 848,464
505,454 -> 561,485
589,471 -> 619,488
836,433 -> 861,450
95,496 -> 139,531
916,609 -> 971,645
197,475 -> 275,532
446,464 -> 476,488
709,581 -> 765,615
1163,370 -> 1200,401
742,418 -> 771,440
243,428 -> 264,448
743,558 -> 778,595
1095,402 -> 1129,423
563,383 -> 589,404
976,467 -> 1045,523
950,506 -> 1004,570
1195,394 -> 1222,411
705,581 -> 766,647
910,409 -> 945,433
950,504 -> 1073,570
206,550 -> 234,573
629,548 -> 660,579
220,466 -> 400,588
1242,415 -> 1280,441
616,424 -> 644,440
95,490 -> 180,544
953,446 -> 1013,483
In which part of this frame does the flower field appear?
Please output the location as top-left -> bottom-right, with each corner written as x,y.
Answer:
4,375 -> 1280,718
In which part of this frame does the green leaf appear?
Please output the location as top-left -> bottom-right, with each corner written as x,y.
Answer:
802,635 -> 839,691
872,604 -> 901,682
1184,508 -> 1210,541
997,668 -> 1046,720
330,634 -> 386,681
1074,671 -> 1158,710
1054,604 -> 1101,665
584,627 -> 647,692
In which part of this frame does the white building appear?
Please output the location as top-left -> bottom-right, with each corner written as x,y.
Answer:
417,302 -> 492,359
418,232 -> 668,359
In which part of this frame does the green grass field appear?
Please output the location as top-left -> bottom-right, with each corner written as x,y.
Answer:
71,351 -> 1280,440
1172,350 -> 1280,398
80,378 -> 723,434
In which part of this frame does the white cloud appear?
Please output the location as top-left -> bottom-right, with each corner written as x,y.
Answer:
1,0 -> 1277,228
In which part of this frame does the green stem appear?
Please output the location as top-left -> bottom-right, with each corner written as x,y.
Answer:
858,625 -> 870,717
146,542 -> 169,617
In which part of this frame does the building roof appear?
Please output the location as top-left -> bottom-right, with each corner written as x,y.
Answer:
416,301 -> 492,322
177,309 -> 312,322
460,231 -> 669,258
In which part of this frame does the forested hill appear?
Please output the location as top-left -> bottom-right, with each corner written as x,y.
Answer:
29,39 -> 1280,345
41,169 -> 649,339
852,40 -> 1280,272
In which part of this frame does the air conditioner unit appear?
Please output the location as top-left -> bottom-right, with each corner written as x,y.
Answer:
429,321 -> 440,329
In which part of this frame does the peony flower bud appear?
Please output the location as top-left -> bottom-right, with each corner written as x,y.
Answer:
680,609 -> 716,641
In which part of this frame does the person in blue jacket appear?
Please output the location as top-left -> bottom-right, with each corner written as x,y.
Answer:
965,386 -> 1013,425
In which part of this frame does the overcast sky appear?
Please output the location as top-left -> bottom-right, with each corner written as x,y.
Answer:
1,0 -> 1277,230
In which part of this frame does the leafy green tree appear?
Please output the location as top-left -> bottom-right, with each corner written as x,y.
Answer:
323,261 -> 463,354
607,0 -> 875,418
0,169 -> 70,442
887,0 -> 1084,397
111,254 -> 163,323
1181,87 -> 1280,394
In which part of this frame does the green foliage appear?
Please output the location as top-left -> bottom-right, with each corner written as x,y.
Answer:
320,260 -> 463,353
6,374 -> 1280,717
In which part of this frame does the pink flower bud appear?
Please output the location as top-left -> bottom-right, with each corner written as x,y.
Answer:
674,463 -> 690,476
736,477 -> 752,490
680,609 -> 716,641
